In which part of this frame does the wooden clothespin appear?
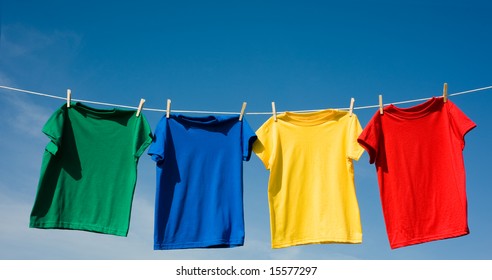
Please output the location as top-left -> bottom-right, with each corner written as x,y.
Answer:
136,98 -> 145,117
379,94 -> 383,115
166,99 -> 171,118
349,97 -> 355,117
66,89 -> 72,108
239,102 -> 247,121
443,83 -> 448,102
271,101 -> 277,122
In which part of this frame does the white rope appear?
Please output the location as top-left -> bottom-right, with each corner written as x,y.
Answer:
1,84 -> 491,116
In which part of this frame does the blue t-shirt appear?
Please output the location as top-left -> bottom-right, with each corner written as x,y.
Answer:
148,114 -> 257,250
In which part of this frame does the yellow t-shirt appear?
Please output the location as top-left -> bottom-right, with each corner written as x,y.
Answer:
254,109 -> 364,248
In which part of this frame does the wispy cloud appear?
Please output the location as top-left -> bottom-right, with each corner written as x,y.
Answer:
0,93 -> 52,139
0,23 -> 83,90
0,23 -> 82,60
0,188 -> 155,260
0,71 -> 14,86
0,24 -> 78,147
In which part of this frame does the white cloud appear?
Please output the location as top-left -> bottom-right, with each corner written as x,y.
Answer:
0,72 -> 14,86
0,189 -> 154,259
0,23 -> 83,90
0,24 -> 82,59
0,93 -> 52,139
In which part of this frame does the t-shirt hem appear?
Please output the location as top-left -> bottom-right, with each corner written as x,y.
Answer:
154,238 -> 244,250
272,236 -> 362,249
390,229 -> 469,249
30,221 -> 128,237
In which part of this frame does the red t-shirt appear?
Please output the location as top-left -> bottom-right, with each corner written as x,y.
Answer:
358,97 -> 476,249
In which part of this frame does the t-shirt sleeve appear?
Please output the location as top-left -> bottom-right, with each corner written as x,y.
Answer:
447,101 -> 477,150
347,114 -> 364,161
357,112 -> 381,164
241,118 -> 257,161
42,106 -> 66,156
253,118 -> 274,170
147,116 -> 167,163
134,113 -> 153,158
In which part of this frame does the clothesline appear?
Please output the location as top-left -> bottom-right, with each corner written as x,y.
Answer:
1,84 -> 491,115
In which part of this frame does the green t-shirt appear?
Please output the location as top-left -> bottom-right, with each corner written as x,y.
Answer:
30,102 -> 153,236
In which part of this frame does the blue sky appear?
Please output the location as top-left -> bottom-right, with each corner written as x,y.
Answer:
0,0 -> 491,259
